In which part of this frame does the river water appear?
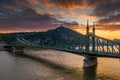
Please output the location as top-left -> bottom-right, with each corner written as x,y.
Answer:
0,49 -> 120,80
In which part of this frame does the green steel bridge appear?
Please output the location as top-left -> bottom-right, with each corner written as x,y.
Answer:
4,21 -> 120,59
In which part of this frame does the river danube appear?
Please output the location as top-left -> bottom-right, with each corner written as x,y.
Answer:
0,49 -> 120,80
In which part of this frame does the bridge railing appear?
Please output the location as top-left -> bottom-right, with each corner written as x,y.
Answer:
89,34 -> 120,54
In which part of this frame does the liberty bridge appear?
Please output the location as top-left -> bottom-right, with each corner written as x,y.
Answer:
4,20 -> 120,67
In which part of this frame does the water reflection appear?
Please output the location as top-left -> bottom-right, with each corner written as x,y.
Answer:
1,49 -> 120,80
0,51 -> 84,80
83,66 -> 97,80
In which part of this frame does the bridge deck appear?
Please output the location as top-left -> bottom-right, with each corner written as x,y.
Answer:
41,47 -> 120,59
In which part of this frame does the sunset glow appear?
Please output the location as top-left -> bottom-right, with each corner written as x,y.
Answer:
0,0 -> 120,40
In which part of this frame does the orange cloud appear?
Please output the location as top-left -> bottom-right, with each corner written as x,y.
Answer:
95,25 -> 120,31
72,24 -> 120,40
43,0 -> 86,10
0,29 -> 44,34
78,14 -> 98,18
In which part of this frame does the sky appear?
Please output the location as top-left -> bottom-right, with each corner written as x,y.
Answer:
0,0 -> 120,39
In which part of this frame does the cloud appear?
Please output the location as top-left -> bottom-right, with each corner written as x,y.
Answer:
93,0 -> 120,24
0,13 -> 79,33
0,0 -> 82,33
79,14 -> 98,18
0,0 -> 120,33
95,25 -> 120,31
87,0 -> 118,8
96,14 -> 120,24
42,0 -> 86,10
94,0 -> 120,16
0,0 -> 38,17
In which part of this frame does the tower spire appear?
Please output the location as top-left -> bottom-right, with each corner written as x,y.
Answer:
86,20 -> 89,35
93,22 -> 95,35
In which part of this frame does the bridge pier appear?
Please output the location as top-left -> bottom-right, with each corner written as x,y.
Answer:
83,56 -> 97,67
12,47 -> 24,54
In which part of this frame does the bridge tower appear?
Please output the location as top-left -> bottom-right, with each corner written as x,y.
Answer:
84,21 -> 97,67
86,20 -> 90,53
92,22 -> 95,52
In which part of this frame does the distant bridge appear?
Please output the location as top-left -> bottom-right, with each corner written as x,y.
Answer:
4,20 -> 120,67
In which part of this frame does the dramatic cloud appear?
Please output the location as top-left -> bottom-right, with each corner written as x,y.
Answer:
78,14 -> 98,18
95,25 -> 120,31
0,0 -> 80,33
0,0 -> 120,34
42,0 -> 86,10
94,0 -> 120,23
0,14 -> 79,33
